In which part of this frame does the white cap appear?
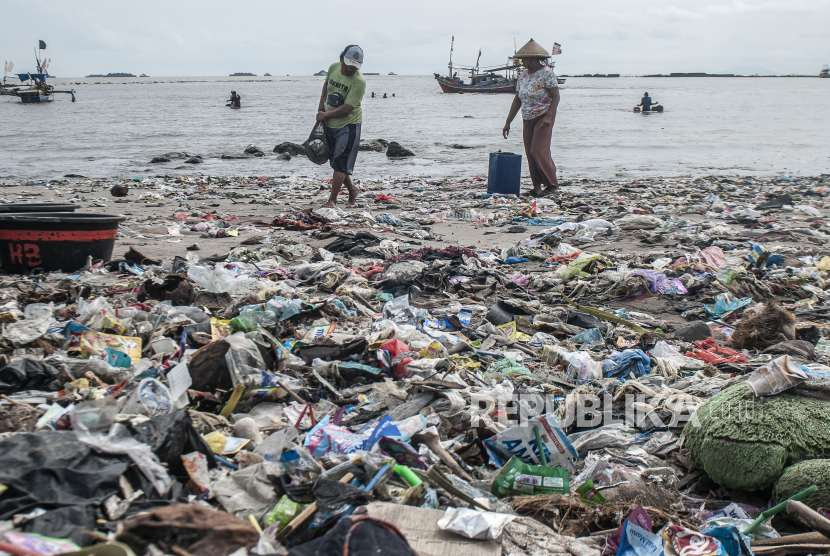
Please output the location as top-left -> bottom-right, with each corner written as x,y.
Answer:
342,45 -> 364,69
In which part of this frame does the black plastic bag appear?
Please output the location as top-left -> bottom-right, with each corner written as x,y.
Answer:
568,310 -> 608,334
23,505 -> 97,547
0,430 -> 129,519
0,359 -> 61,393
312,479 -> 374,512
303,122 -> 330,165
288,516 -> 415,556
128,410 -> 216,481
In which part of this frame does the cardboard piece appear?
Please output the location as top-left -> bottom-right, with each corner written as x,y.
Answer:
365,502 -> 500,556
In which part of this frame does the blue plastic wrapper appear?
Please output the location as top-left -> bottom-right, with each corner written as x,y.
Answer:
104,347 -> 133,368
569,328 -> 604,350
615,520 -> 663,556
504,257 -> 529,264
701,526 -> 753,556
704,296 -> 752,316
602,349 -> 651,379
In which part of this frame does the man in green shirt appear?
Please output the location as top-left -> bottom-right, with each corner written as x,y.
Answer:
316,45 -> 366,208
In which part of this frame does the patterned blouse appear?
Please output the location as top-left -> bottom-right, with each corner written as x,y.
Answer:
517,65 -> 558,120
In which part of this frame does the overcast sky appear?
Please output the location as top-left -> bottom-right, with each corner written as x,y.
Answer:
3,0 -> 829,77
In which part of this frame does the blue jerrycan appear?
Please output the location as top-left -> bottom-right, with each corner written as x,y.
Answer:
487,152 -> 522,195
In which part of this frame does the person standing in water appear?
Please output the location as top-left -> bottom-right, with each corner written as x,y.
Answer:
502,39 -> 560,198
316,45 -> 366,208
228,90 -> 241,108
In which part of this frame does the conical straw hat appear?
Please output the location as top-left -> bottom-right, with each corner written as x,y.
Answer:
515,39 -> 550,58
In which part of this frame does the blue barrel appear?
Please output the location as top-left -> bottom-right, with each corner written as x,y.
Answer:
488,152 -> 522,195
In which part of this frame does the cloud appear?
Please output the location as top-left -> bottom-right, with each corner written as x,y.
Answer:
1,0 -> 828,76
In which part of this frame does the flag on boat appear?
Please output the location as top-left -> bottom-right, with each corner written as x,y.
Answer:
4,61 -> 13,73
39,40 -> 47,50
551,43 -> 562,55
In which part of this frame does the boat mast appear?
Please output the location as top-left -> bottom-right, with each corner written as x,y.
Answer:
448,36 -> 454,78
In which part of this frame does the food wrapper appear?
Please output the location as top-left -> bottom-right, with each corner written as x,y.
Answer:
491,456 -> 569,498
211,317 -> 231,341
418,341 -> 444,359
662,525 -> 724,556
616,521 -> 663,556
437,507 -> 515,540
3,532 -> 81,556
603,506 -> 653,556
576,479 -> 608,506
181,451 -> 212,499
79,331 -> 142,363
303,323 -> 338,341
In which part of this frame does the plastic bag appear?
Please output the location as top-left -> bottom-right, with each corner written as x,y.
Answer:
254,426 -> 299,461
118,378 -> 173,417
484,412 -> 577,470
187,263 -> 263,294
569,328 -> 604,350
491,456 -> 569,498
561,351 -> 603,381
224,333 -> 266,388
266,495 -> 308,531
617,520 -> 664,556
304,121 -> 330,165
437,507 -> 515,540
73,419 -> 174,496
604,506 -> 653,556
745,355 -> 808,397
558,253 -> 601,281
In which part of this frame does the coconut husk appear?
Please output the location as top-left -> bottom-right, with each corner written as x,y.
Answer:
508,494 -> 698,537
516,39 -> 550,58
731,301 -> 796,350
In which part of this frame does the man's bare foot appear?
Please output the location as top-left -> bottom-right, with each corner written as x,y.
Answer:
321,201 -> 336,208
345,184 -> 359,205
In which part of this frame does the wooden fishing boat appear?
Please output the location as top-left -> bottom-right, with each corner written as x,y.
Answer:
2,42 -> 75,103
434,37 -> 565,94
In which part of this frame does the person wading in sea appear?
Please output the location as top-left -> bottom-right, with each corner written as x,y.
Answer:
227,90 -> 241,108
316,45 -> 366,208
502,39 -> 561,198
637,92 -> 656,111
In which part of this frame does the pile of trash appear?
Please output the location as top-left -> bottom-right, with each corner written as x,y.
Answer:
1,171 -> 830,556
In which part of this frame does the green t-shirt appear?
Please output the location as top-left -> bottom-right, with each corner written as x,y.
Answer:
324,62 -> 366,129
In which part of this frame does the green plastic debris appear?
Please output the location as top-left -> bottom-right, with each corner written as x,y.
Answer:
576,479 -> 608,506
491,456 -> 569,498
743,485 -> 817,534
265,495 -> 308,532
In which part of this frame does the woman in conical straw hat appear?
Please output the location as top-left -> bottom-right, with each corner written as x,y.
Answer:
503,39 -> 561,197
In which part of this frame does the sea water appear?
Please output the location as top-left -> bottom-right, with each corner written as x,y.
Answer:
1,75 -> 828,180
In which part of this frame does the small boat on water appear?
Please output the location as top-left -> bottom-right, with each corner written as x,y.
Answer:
2,42 -> 75,103
434,37 -> 565,94
821,65 -> 829,78
388,72 -> 397,75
